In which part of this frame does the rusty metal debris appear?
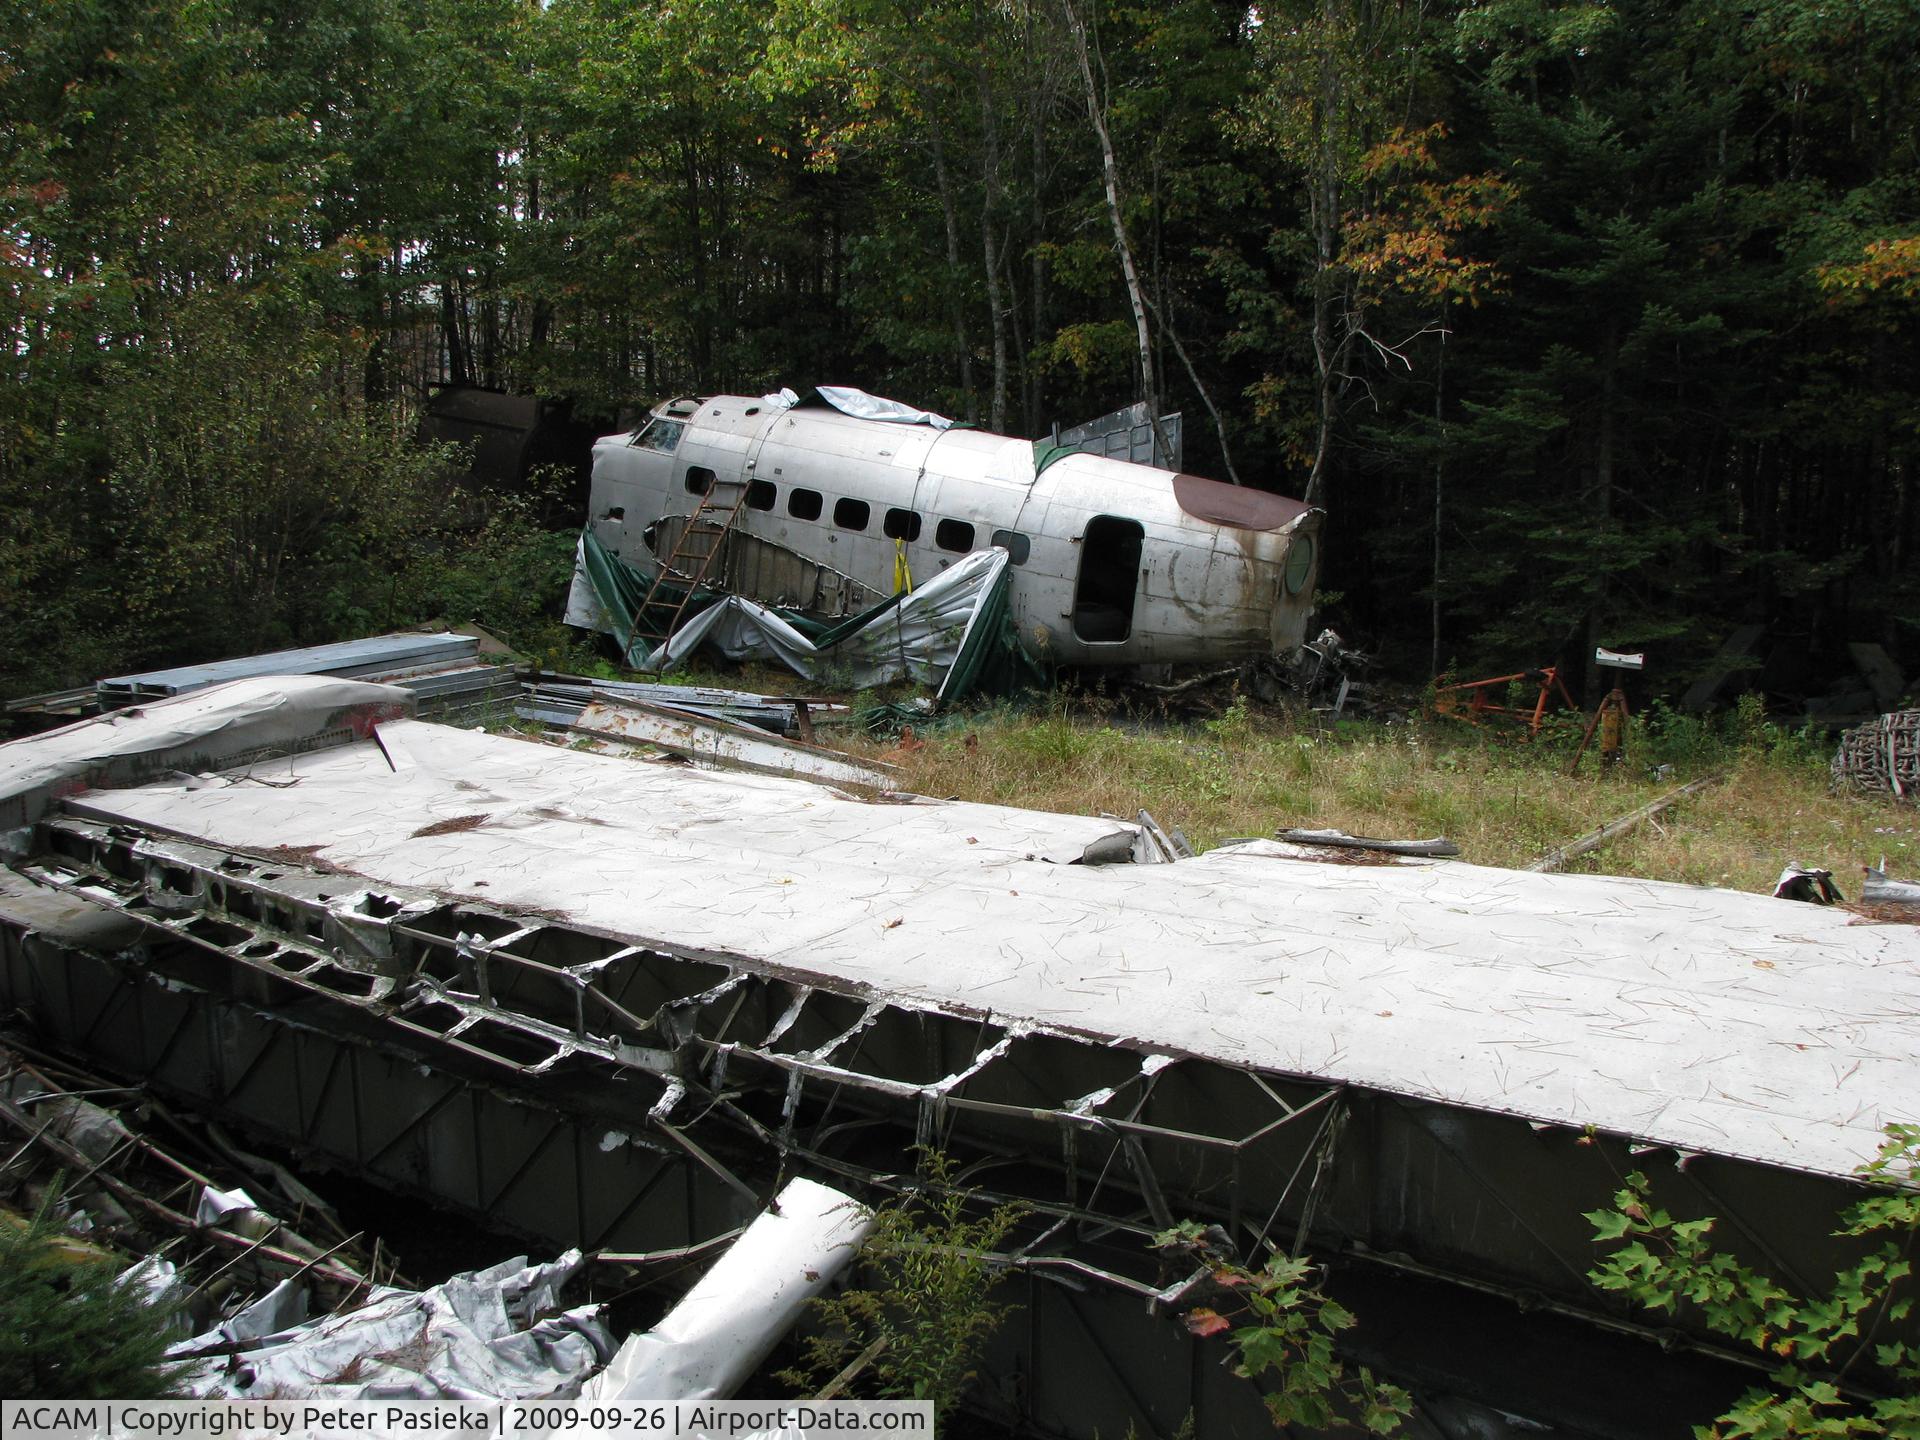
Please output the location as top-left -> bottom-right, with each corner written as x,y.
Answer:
0,1037 -> 390,1316
1432,663 -> 1579,736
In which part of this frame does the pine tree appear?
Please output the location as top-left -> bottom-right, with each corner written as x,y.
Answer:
0,1183 -> 186,1399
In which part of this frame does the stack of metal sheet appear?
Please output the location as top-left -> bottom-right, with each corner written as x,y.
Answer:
94,632 -> 519,721
520,672 -> 818,736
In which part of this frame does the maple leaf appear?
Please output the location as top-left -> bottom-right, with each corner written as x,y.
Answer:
1184,1308 -> 1232,1338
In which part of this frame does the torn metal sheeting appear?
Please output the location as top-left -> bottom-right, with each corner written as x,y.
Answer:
15,705 -> 1920,1186
558,697 -> 897,791
524,674 -> 842,739
584,1178 -> 873,1403
1275,828 -> 1460,859
1773,865 -> 1843,905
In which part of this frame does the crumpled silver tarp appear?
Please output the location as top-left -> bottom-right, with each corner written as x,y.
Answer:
0,675 -> 414,835
649,548 -> 1002,698
180,1251 -> 612,1401
810,386 -> 952,430
568,546 -> 1010,700
584,1178 -> 873,1403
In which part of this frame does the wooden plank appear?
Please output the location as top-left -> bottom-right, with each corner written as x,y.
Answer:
1526,775 -> 1724,873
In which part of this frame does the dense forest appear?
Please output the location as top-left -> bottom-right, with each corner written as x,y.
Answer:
3,0 -> 1916,701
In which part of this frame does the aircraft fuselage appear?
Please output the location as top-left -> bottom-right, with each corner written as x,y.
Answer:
582,392 -> 1323,668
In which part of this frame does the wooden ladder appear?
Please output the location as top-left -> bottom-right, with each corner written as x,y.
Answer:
632,475 -> 751,661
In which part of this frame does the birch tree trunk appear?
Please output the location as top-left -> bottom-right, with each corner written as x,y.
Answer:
927,107 -> 978,421
978,55 -> 1010,434
1061,0 -> 1165,456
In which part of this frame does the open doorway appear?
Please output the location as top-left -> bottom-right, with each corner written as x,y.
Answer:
1072,516 -> 1144,642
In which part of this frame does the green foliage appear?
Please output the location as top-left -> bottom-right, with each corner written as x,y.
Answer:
0,1182 -> 186,1398
1154,1223 -> 1412,1434
1586,1126 -> 1920,1437
780,1153 -> 1025,1419
4,0 -> 1919,699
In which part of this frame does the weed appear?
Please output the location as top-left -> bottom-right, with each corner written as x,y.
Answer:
780,1153 -> 1025,1423
1586,1125 -> 1920,1436
1204,692 -> 1253,743
1154,1221 -> 1410,1434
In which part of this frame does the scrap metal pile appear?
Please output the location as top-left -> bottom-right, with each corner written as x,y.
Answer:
0,1038 -> 391,1315
5,631 -> 517,734
0,1039 -> 611,1401
1833,708 -> 1920,800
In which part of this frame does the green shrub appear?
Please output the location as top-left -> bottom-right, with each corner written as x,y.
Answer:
1155,1221 -> 1410,1434
781,1153 -> 1025,1421
1587,1126 -> 1920,1437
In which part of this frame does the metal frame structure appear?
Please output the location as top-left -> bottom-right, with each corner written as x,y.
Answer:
4,809 -> 1896,1436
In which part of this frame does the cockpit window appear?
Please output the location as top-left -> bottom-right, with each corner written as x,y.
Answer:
631,417 -> 686,454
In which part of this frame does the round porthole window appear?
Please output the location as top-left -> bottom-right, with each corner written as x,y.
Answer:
1283,533 -> 1315,595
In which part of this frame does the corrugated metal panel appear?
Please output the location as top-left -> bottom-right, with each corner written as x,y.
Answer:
97,633 -> 480,703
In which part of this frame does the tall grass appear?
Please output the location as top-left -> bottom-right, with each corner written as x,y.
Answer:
841,696 -> 1913,893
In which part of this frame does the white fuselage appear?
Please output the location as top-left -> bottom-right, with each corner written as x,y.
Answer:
582,394 -> 1322,667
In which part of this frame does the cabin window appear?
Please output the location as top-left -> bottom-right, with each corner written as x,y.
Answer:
990,529 -> 1030,565
1072,516 -> 1144,643
834,498 -> 871,531
685,466 -> 716,496
936,519 -> 976,553
788,488 -> 823,521
884,508 -> 922,542
632,418 -> 684,453
747,479 -> 777,511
